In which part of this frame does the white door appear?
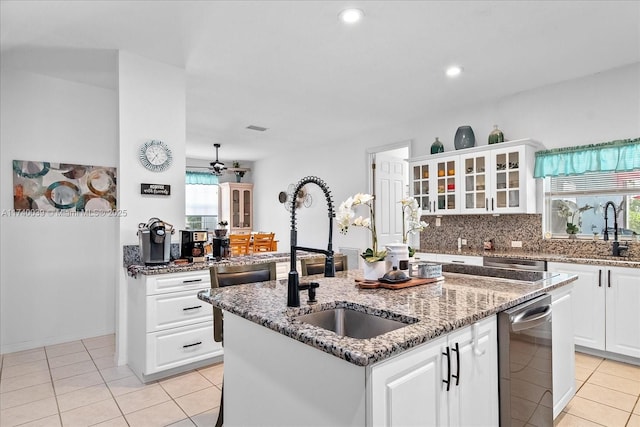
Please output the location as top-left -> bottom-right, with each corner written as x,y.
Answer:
605,266 -> 640,358
373,150 -> 408,248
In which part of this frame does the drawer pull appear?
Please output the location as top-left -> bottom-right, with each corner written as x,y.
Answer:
182,278 -> 203,283
183,305 -> 202,311
183,341 -> 202,349
451,260 -> 465,264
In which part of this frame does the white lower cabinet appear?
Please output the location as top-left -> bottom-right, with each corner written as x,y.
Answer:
550,285 -> 575,418
127,270 -> 223,382
413,253 -> 483,266
548,262 -> 640,359
369,316 -> 498,427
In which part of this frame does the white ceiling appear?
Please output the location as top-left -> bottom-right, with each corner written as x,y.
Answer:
1,1 -> 639,162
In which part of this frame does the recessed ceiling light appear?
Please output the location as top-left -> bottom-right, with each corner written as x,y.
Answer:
338,8 -> 364,24
446,66 -> 463,77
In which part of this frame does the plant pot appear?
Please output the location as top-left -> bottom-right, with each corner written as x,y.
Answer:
568,233 -> 577,239
214,229 -> 227,238
362,260 -> 389,281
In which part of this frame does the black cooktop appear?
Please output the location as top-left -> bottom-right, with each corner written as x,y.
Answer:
441,263 -> 558,283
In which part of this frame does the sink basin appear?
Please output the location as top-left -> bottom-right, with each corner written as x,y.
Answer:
294,307 -> 414,339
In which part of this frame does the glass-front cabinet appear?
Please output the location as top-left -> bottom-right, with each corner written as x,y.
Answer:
411,139 -> 541,215
219,182 -> 253,234
411,154 -> 460,214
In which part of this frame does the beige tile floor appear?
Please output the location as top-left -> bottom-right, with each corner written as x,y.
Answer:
1,335 -> 639,426
0,334 -> 221,426
555,352 -> 640,427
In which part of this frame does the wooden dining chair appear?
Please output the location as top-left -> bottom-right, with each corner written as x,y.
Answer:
300,253 -> 348,276
209,261 -> 277,427
228,233 -> 251,256
252,232 -> 275,252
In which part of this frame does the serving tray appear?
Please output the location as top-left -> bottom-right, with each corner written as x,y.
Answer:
355,276 -> 445,290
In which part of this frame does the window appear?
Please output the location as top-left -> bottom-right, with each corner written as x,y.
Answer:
543,171 -> 640,238
185,172 -> 218,230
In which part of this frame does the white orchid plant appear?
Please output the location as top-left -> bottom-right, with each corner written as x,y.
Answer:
336,193 -> 387,262
556,200 -> 593,234
400,197 -> 429,256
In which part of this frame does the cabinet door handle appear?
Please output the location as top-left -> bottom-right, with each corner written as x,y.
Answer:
491,198 -> 494,211
608,270 -> 611,288
598,270 -> 602,287
442,346 -> 451,391
451,260 -> 465,264
182,278 -> 203,283
485,198 -> 488,212
451,342 -> 460,386
183,341 -> 202,349
183,305 -> 202,311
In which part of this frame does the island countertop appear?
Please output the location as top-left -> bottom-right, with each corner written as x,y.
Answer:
197,269 -> 577,366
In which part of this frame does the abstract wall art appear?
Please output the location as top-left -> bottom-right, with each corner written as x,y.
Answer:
13,160 -> 117,212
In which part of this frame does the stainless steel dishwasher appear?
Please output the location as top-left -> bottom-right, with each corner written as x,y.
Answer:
498,293 -> 553,426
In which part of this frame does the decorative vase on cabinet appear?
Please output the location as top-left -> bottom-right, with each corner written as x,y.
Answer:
430,137 -> 444,154
454,126 -> 476,150
488,125 -> 504,145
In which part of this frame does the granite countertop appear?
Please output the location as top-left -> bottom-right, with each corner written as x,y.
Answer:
127,251 -> 316,277
416,250 -> 640,269
197,269 -> 577,367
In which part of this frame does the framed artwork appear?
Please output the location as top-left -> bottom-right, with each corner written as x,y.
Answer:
12,160 -> 117,212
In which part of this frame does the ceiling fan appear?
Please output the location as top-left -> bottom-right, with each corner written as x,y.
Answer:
188,143 -> 251,176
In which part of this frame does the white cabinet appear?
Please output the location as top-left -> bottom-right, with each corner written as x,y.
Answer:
369,316 -> 498,427
459,143 -> 538,214
550,284 -> 575,418
410,139 -> 541,215
127,270 -> 223,382
219,182 -> 253,234
413,252 -> 483,266
548,262 -> 640,359
410,154 -> 460,214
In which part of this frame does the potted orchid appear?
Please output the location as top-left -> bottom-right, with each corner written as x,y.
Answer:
556,200 -> 593,238
400,197 -> 429,256
337,193 -> 387,279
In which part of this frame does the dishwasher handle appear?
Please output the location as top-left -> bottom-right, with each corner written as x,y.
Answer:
511,305 -> 552,333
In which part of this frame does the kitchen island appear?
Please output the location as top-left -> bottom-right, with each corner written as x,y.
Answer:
198,269 -> 577,426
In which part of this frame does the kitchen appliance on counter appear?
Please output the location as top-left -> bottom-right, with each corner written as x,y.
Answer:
498,294 -> 553,426
180,230 -> 208,262
138,218 -> 174,265
212,236 -> 230,259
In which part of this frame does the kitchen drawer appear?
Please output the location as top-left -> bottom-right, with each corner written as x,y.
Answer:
146,288 -> 212,333
437,254 -> 482,265
146,321 -> 222,374
146,270 -> 211,295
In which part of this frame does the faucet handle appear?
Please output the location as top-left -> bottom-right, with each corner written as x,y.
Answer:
299,282 -> 319,304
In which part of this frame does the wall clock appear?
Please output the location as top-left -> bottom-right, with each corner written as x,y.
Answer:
139,140 -> 173,172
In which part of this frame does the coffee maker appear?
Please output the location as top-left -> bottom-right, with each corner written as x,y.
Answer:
180,230 -> 208,262
212,236 -> 230,259
138,218 -> 174,265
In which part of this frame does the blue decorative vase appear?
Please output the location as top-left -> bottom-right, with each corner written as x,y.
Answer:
454,126 -> 475,150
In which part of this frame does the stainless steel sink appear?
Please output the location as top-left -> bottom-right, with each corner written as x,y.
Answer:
294,307 -> 414,339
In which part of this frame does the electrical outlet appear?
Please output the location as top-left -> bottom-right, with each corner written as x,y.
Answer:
461,239 -> 467,245
511,241 -> 522,248
436,218 -> 441,227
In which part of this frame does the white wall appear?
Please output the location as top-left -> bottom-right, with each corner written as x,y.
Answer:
0,67 -> 118,353
116,51 -> 186,364
253,63 -> 640,252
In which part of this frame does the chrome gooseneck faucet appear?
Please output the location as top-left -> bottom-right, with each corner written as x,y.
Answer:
603,201 -> 628,257
288,176 -> 336,307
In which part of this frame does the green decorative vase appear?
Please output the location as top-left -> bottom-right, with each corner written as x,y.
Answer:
488,125 -> 504,145
430,137 -> 444,154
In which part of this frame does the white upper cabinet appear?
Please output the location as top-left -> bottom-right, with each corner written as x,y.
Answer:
411,139 -> 542,215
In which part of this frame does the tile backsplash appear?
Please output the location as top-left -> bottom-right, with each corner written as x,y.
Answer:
419,214 -> 543,252
419,213 -> 639,260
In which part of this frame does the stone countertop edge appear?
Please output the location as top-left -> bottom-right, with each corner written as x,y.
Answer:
127,252 -> 318,277
415,250 -> 640,269
197,270 -> 578,367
